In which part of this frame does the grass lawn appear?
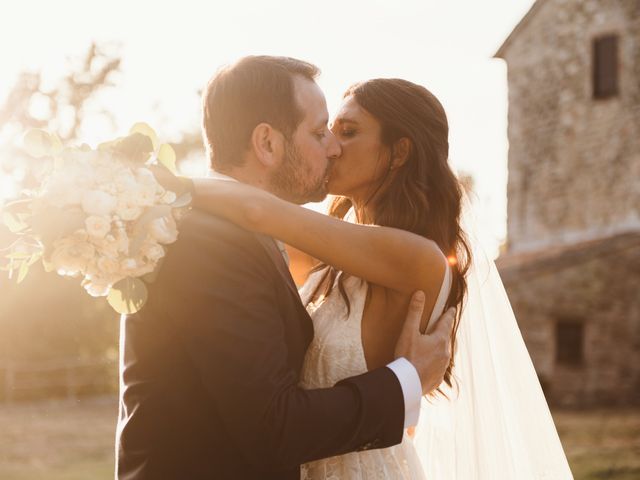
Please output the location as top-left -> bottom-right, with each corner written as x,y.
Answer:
0,396 -> 638,479
0,396 -> 116,480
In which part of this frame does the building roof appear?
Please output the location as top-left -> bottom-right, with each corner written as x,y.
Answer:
496,232 -> 640,277
494,0 -> 548,58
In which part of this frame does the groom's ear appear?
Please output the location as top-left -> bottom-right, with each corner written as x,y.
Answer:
251,123 -> 284,168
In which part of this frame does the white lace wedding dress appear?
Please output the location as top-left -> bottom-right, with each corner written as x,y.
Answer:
298,266 -> 451,480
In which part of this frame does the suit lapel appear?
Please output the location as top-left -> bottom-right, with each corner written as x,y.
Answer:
254,234 -> 301,300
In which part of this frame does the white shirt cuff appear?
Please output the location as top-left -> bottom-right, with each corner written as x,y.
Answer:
386,357 -> 422,428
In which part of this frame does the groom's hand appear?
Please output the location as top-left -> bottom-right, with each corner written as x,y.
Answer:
394,291 -> 456,395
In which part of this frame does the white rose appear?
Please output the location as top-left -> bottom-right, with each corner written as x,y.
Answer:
149,215 -> 178,244
118,257 -> 154,277
161,190 -> 177,204
115,231 -> 130,254
136,167 -> 157,186
85,216 -> 111,238
114,170 -> 137,192
42,175 -> 84,207
83,274 -> 118,297
135,185 -> 157,206
132,257 -> 156,277
101,182 -> 119,196
97,256 -> 120,275
93,234 -> 120,258
82,190 -> 117,216
120,258 -> 138,271
116,191 -> 144,221
50,233 -> 95,276
118,207 -> 143,221
141,241 -> 165,262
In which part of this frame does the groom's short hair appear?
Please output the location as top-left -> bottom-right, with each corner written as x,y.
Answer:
202,55 -> 320,170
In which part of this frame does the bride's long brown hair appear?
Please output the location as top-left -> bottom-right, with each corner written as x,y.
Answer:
311,78 -> 471,389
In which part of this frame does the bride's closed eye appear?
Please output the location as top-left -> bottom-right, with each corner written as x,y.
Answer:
337,128 -> 356,138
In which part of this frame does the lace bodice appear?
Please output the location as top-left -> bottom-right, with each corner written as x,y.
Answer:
297,266 -> 451,480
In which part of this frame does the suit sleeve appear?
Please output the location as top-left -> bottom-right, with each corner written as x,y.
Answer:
156,212 -> 405,470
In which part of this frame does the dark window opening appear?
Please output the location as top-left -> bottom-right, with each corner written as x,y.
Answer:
593,35 -> 619,99
556,320 -> 584,366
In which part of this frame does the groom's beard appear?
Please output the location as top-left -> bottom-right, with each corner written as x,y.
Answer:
269,139 -> 330,204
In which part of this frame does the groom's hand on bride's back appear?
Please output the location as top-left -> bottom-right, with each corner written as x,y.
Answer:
395,291 -> 456,395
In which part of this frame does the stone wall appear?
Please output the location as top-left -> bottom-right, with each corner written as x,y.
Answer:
500,0 -> 640,254
497,234 -> 640,406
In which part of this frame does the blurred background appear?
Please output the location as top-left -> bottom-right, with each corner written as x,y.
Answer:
0,1 -> 638,479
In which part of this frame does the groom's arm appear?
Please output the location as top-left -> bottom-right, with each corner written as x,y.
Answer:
159,212 -> 406,470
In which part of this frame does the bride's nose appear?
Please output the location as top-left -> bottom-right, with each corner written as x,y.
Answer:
327,130 -> 342,159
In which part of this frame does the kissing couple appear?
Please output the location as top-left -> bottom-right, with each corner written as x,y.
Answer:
116,56 -> 573,479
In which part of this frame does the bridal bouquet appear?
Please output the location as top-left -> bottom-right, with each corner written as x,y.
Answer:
1,123 -> 192,314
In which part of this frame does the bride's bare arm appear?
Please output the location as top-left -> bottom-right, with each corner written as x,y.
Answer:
192,178 -> 448,298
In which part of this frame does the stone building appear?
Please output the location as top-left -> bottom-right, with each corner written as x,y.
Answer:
495,0 -> 640,406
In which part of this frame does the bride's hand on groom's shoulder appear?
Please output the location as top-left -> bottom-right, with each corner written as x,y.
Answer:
395,291 -> 456,395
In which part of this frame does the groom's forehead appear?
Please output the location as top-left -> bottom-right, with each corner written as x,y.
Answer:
292,76 -> 328,120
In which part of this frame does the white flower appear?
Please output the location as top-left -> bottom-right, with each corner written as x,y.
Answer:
161,190 -> 177,204
141,241 -> 165,262
117,207 -> 143,222
136,167 -> 157,186
135,185 -> 157,206
116,192 -> 144,221
41,174 -> 84,207
97,256 -> 120,275
85,216 -> 111,238
100,182 -> 119,196
91,234 -> 121,258
114,170 -> 137,192
121,258 -> 138,271
83,273 -> 119,297
82,190 -> 117,216
50,232 -> 95,276
149,215 -> 178,244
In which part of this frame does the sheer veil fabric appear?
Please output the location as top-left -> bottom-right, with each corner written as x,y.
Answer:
413,205 -> 574,479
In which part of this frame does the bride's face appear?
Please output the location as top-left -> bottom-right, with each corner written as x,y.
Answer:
328,96 -> 391,200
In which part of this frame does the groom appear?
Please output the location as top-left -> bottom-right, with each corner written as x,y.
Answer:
116,56 -> 455,480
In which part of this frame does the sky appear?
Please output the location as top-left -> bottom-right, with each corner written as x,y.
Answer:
0,0 -> 537,256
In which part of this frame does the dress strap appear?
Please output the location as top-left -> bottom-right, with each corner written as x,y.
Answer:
426,264 -> 452,333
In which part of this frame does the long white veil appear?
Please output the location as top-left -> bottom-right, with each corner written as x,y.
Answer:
414,206 -> 574,479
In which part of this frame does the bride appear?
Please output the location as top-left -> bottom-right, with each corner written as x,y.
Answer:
191,78 -> 573,479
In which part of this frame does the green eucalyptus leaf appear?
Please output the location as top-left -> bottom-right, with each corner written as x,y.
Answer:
42,256 -> 55,272
16,261 -> 29,284
2,212 -> 30,233
115,133 -> 154,164
27,251 -> 43,266
5,251 -> 31,260
50,133 -> 64,156
23,129 -> 53,158
3,199 -> 32,214
107,277 -> 148,314
157,143 -> 177,174
97,136 -> 123,152
130,123 -> 159,151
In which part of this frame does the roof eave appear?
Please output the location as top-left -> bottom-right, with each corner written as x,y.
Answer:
494,0 -> 547,59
